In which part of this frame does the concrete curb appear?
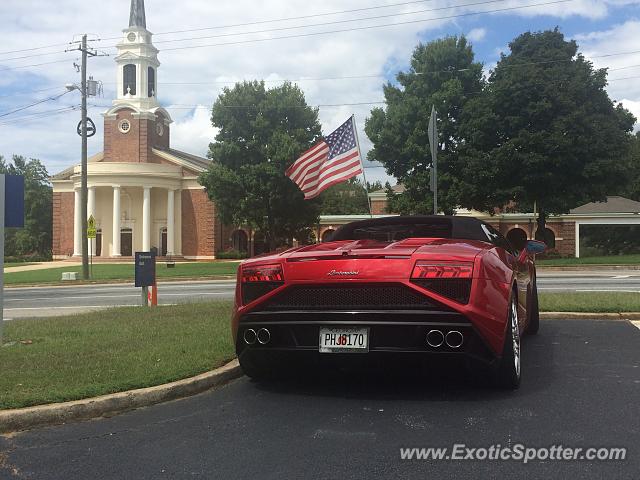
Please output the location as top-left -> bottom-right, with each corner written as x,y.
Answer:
537,265 -> 640,271
0,359 -> 242,434
541,312 -> 640,320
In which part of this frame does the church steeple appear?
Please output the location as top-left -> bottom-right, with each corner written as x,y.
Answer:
112,0 -> 159,111
129,0 -> 146,28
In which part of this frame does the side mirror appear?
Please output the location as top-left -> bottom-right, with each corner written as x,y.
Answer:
525,239 -> 547,254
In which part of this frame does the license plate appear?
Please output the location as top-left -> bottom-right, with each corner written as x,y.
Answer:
319,327 -> 369,353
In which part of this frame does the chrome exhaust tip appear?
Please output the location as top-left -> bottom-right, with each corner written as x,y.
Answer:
426,329 -> 444,348
257,328 -> 271,345
243,328 -> 257,345
445,330 -> 464,349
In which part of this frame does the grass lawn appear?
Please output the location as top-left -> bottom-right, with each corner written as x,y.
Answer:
3,261 -> 239,286
0,301 -> 235,410
538,254 -> 640,266
539,292 -> 640,312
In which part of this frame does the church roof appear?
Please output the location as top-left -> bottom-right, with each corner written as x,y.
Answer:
569,196 -> 640,214
129,0 -> 146,28
152,148 -> 211,172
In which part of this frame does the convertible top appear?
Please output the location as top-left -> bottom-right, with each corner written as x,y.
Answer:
330,215 -> 497,243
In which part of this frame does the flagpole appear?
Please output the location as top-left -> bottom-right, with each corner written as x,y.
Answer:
351,114 -> 373,218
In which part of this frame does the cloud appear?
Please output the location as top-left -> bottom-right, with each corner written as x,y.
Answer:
467,27 -> 487,42
1,0 -> 639,184
170,106 -> 218,157
573,20 -> 640,128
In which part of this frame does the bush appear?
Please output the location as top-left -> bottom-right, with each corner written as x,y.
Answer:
216,250 -> 249,259
5,252 -> 52,263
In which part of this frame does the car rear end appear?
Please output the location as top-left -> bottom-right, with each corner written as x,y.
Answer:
232,237 -> 511,378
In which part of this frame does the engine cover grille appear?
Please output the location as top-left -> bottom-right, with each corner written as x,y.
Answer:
411,279 -> 471,304
261,283 -> 450,311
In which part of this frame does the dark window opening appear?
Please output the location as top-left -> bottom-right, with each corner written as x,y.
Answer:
123,64 -> 136,96
148,67 -> 155,97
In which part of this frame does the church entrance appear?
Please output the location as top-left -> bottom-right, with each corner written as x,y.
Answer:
161,228 -> 167,256
95,229 -> 102,257
121,228 -> 133,256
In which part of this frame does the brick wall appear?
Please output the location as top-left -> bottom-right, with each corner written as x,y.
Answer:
52,192 -> 74,257
181,189 -> 216,257
370,199 -> 387,215
103,109 -> 166,163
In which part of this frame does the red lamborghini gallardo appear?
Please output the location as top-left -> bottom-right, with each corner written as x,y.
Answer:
232,216 -> 545,388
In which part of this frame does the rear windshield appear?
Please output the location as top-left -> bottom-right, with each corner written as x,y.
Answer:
335,222 -> 453,242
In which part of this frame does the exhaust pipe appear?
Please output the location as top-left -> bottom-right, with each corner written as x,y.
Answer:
445,330 -> 464,349
426,329 -> 444,348
243,328 -> 257,345
257,328 -> 271,345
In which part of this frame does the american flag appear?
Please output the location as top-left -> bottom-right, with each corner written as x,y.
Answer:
286,116 -> 363,199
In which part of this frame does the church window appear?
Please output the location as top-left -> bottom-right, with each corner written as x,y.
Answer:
123,64 -> 136,96
118,119 -> 131,134
148,67 -> 155,97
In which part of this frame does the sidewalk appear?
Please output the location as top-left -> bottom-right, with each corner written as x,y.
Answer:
4,261 -> 82,273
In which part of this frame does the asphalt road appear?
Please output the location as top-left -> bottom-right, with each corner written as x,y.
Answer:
3,270 -> 640,319
1,319 -> 638,479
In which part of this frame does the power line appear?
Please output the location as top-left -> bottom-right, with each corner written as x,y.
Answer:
0,106 -> 78,126
0,0 -> 443,56
0,0 -> 569,62
96,0 -> 513,49
0,57 -> 78,72
0,90 -> 70,118
159,0 -> 577,52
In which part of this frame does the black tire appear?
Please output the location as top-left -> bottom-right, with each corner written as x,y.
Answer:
494,293 -> 521,389
526,280 -> 540,335
238,353 -> 270,381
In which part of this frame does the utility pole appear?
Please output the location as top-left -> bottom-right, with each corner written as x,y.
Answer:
67,35 -> 102,279
80,34 -> 89,280
428,106 -> 438,215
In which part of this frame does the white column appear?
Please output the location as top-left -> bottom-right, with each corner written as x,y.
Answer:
142,186 -> 151,251
112,186 -> 121,256
88,186 -> 96,255
167,188 -> 175,256
575,222 -> 580,258
175,189 -> 182,255
73,188 -> 81,256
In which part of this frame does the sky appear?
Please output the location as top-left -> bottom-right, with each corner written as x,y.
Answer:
0,0 -> 639,185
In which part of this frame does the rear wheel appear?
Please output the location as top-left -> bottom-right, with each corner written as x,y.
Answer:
495,294 -> 521,389
526,280 -> 540,335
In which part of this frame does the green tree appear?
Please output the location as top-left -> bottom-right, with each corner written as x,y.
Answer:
365,36 -> 484,214
455,29 -> 637,237
199,81 -> 323,250
0,155 -> 52,257
319,178 -> 383,215
622,132 -> 640,201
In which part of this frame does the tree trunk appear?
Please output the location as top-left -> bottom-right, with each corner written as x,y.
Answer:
535,204 -> 546,242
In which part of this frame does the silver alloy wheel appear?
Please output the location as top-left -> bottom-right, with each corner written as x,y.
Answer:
510,297 -> 521,378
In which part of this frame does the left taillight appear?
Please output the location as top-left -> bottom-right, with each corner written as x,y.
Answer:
411,261 -> 473,304
240,263 -> 284,305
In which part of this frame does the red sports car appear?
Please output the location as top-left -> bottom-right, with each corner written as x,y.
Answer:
232,216 -> 544,388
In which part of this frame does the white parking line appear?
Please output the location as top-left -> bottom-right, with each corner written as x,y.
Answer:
576,289 -> 640,293
613,275 -> 632,279
631,321 -> 640,331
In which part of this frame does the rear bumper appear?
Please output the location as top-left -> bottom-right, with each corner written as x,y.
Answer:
236,310 -> 498,365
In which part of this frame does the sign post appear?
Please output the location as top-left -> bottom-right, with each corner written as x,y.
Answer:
135,251 -> 157,307
0,175 -> 25,343
87,215 -> 96,279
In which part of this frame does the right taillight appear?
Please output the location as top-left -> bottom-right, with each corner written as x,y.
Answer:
411,261 -> 473,304
240,263 -> 284,305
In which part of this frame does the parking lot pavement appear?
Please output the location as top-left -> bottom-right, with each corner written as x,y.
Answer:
1,318 -> 639,479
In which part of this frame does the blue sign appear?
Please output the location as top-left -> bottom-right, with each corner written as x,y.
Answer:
135,251 -> 156,287
5,175 -> 24,228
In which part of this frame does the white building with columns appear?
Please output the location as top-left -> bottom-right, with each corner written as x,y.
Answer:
51,0 -> 220,259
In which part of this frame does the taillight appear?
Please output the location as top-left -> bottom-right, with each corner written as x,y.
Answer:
240,263 -> 284,305
411,261 -> 473,304
411,261 -> 473,279
241,264 -> 284,283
